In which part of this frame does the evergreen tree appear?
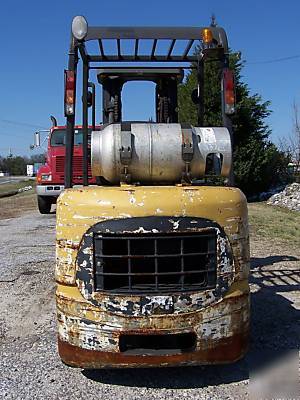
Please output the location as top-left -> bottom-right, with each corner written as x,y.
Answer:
0,153 -> 45,175
2,156 -> 28,175
178,51 -> 288,196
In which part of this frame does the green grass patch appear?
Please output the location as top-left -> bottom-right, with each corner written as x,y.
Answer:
0,179 -> 36,195
248,202 -> 300,246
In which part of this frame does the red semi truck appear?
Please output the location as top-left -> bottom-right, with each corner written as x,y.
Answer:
36,124 -> 96,214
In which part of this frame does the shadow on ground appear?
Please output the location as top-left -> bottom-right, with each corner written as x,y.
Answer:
82,254 -> 299,389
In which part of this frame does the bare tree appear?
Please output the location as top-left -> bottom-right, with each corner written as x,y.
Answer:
279,101 -> 300,177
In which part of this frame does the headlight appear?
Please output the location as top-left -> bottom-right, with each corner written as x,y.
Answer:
41,174 -> 52,182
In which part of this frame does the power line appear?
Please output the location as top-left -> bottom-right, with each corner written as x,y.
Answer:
247,54 -> 300,65
0,131 -> 33,139
0,147 -> 30,150
0,119 -> 47,129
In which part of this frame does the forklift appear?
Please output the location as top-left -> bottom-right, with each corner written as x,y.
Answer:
56,16 -> 250,368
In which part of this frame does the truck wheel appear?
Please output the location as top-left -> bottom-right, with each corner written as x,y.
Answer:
37,196 -> 52,214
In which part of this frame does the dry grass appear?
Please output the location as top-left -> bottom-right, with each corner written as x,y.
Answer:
248,202 -> 300,246
0,192 -> 37,220
0,179 -> 35,195
0,179 -> 37,219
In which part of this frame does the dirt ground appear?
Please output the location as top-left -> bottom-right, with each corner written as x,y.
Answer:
0,198 -> 299,400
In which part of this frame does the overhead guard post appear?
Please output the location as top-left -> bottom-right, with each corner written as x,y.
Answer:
65,36 -> 77,189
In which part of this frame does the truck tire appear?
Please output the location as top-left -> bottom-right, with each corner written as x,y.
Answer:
37,196 -> 52,214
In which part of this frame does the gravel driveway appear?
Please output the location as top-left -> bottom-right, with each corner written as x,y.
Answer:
0,210 -> 299,400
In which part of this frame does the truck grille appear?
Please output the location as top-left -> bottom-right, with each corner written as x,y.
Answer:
93,232 -> 217,294
55,156 -> 92,176
56,156 -> 67,173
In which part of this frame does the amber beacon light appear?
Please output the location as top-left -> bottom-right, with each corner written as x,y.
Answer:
202,28 -> 213,44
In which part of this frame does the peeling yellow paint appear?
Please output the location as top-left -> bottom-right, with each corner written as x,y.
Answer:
55,185 -> 250,366
56,185 -> 248,285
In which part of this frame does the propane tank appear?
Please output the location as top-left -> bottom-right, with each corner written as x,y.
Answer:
91,123 -> 231,184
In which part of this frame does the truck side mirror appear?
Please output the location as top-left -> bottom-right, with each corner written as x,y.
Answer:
191,88 -> 201,104
34,131 -> 41,147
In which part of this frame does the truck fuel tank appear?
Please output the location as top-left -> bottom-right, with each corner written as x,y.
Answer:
91,123 -> 232,184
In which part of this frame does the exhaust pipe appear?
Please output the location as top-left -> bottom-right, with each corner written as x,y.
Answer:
50,115 -> 57,127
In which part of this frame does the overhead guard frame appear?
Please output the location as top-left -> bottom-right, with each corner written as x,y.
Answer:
64,18 -> 231,189
78,26 -> 228,63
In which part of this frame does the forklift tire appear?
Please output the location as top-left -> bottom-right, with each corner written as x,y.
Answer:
37,196 -> 52,214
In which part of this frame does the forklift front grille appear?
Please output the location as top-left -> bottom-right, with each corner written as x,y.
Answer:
93,232 -> 217,294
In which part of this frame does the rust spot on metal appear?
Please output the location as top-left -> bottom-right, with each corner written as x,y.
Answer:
58,330 -> 249,368
57,239 -> 80,250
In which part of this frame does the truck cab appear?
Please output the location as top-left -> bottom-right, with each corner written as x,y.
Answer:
36,125 -> 96,213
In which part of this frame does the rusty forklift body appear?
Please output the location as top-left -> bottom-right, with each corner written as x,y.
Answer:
56,16 -> 250,368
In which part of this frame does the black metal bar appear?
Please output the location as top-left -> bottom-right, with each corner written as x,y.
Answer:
86,26 -> 204,39
94,252 -> 215,258
89,65 -> 195,69
207,234 -> 217,286
65,37 -> 77,189
151,39 -> 157,59
154,239 -> 158,290
221,53 -> 235,186
82,61 -> 89,186
94,235 -> 104,290
180,238 -> 184,289
134,39 -> 139,59
93,66 -> 188,71
95,270 -> 212,276
117,38 -> 121,58
183,39 -> 194,58
78,43 -> 89,64
221,53 -> 229,124
197,59 -> 204,126
88,82 -> 96,130
98,39 -> 105,58
167,39 -> 176,58
127,239 -> 131,290
89,55 -> 197,62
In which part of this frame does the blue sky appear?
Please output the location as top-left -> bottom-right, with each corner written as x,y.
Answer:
0,0 -> 299,156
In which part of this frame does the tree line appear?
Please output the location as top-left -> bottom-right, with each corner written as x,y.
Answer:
0,154 -> 45,175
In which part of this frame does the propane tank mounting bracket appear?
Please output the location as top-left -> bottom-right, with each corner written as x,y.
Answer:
120,125 -> 133,183
181,127 -> 194,183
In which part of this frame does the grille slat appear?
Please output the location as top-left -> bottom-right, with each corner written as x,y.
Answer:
154,239 -> 158,291
55,155 -> 92,174
95,270 -> 213,276
93,232 -> 217,294
94,252 -> 215,258
127,239 -> 132,291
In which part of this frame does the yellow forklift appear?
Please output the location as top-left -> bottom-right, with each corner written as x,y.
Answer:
56,16 -> 250,368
